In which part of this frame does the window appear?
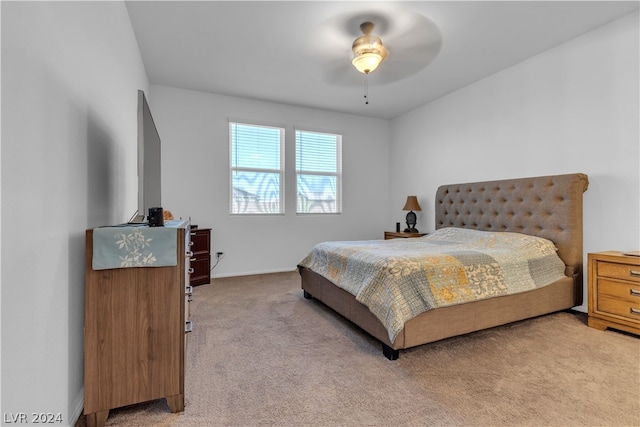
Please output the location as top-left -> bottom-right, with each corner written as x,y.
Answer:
296,130 -> 342,214
230,122 -> 284,214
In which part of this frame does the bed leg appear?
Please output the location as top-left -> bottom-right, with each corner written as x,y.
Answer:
303,290 -> 313,299
382,344 -> 399,360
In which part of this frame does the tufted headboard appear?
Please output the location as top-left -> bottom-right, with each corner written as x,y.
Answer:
435,173 -> 589,281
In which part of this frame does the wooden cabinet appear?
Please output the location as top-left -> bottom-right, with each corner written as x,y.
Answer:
384,231 -> 427,240
84,223 -> 190,427
189,228 -> 211,286
588,251 -> 640,335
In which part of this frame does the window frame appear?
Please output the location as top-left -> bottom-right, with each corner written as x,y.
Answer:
229,121 -> 285,215
295,128 -> 343,215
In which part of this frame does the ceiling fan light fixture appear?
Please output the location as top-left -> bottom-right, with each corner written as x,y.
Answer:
351,22 -> 389,74
352,51 -> 383,74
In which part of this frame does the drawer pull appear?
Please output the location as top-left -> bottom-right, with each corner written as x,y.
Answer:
185,285 -> 193,295
186,251 -> 194,257
185,320 -> 193,333
190,257 -> 197,262
631,289 -> 640,297
188,267 -> 194,274
630,308 -> 640,316
189,241 -> 194,246
631,270 -> 640,278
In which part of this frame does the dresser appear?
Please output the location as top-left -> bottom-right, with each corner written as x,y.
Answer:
84,221 -> 191,427
587,251 -> 640,335
189,227 -> 211,286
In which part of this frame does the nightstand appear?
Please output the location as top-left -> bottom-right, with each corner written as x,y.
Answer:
588,251 -> 640,336
384,231 -> 427,240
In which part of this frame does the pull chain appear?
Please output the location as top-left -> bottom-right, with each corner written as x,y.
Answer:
364,74 -> 369,105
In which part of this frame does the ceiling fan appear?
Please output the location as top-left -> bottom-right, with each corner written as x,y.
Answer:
313,9 -> 443,87
351,22 -> 389,74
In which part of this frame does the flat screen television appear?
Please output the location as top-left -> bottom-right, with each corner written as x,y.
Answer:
128,90 -> 162,224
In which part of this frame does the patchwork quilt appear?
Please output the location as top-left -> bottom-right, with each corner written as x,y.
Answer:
298,227 -> 567,342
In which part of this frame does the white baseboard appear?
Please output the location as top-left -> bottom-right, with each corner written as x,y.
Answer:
69,388 -> 84,427
211,268 -> 297,279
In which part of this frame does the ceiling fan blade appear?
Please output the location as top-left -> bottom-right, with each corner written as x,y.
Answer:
321,60 -> 363,86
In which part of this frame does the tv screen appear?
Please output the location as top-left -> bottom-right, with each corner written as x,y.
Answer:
129,90 -> 162,224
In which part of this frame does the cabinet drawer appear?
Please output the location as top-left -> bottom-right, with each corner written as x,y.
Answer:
597,278 -> 640,320
190,231 -> 210,253
597,278 -> 640,302
189,257 -> 210,286
596,260 -> 640,283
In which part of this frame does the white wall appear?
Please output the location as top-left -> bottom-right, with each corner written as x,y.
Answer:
390,12 -> 640,312
1,2 -> 147,425
149,85 -> 391,277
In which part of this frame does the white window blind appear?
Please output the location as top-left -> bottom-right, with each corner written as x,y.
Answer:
296,130 -> 342,214
230,122 -> 284,214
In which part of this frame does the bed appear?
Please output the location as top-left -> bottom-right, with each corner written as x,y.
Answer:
298,173 -> 589,359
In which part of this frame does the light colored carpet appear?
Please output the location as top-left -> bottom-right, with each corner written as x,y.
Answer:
77,271 -> 640,426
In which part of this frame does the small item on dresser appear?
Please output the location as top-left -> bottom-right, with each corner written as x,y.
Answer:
148,207 -> 164,227
396,222 -> 401,232
163,209 -> 175,221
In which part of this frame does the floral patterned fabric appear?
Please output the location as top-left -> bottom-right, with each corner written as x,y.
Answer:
92,220 -> 188,270
298,227 -> 567,342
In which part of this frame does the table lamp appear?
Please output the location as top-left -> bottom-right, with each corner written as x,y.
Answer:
402,196 -> 422,233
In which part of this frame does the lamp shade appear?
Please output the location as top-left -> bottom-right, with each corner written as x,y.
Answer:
402,196 -> 422,211
352,52 -> 383,74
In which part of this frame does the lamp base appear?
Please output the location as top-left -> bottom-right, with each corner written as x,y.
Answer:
404,210 -> 418,234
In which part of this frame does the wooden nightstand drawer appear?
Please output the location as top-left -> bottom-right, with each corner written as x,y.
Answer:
597,278 -> 640,302
384,231 -> 426,240
596,260 -> 640,283
597,279 -> 640,319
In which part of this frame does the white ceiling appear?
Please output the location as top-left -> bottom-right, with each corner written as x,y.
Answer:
125,1 -> 639,119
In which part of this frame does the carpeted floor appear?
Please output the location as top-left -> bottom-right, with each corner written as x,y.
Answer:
77,271 -> 640,426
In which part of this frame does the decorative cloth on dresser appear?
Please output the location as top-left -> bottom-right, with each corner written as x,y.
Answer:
92,220 -> 188,269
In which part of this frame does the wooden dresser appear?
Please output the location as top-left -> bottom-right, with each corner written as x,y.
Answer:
588,251 -> 640,335
84,221 -> 191,427
189,227 -> 211,286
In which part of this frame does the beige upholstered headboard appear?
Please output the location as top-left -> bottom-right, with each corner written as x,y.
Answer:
435,173 -> 589,281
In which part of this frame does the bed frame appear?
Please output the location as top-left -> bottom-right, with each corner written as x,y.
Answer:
299,173 -> 589,359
